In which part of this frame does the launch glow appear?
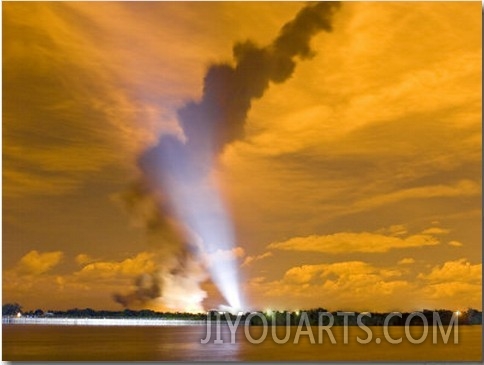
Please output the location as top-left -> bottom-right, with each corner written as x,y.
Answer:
137,2 -> 341,312
156,144 -> 243,310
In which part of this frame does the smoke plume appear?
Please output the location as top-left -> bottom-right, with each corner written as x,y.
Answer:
118,2 -> 341,311
113,273 -> 161,308
113,249 -> 207,311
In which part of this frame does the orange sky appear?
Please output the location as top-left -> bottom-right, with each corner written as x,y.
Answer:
3,1 -> 482,312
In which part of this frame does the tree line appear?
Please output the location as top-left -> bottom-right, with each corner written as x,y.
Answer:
2,303 -> 482,326
2,303 -> 205,320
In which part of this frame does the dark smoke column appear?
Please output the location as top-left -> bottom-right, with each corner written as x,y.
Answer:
137,2 -> 341,311
180,1 -> 341,157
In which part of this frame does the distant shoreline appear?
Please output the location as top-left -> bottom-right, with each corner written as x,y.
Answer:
3,316 -> 483,328
2,317 -> 207,326
3,306 -> 482,327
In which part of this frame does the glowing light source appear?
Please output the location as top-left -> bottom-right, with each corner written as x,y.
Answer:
219,304 -> 243,315
155,141 -> 244,311
138,1 -> 342,314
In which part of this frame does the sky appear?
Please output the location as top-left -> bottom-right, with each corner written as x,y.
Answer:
2,1 -> 482,313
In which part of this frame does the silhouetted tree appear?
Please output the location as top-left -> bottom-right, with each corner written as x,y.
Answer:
2,303 -> 22,316
462,308 -> 482,325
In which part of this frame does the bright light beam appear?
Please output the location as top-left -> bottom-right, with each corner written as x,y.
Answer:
155,137 -> 244,311
140,2 -> 341,313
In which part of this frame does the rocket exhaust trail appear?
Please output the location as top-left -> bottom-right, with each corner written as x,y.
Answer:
121,2 -> 341,311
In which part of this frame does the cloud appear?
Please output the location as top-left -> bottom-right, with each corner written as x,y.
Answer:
283,264 -> 329,285
448,240 -> 463,247
268,231 -> 439,254
16,250 -> 64,275
3,3 -> 135,197
246,257 -> 482,311
205,246 -> 245,265
242,251 -> 273,267
246,261 -> 411,311
419,282 -> 482,311
418,258 -> 481,284
75,254 -> 95,265
417,259 -> 481,309
397,257 -> 415,265
383,225 -> 408,237
75,252 -> 157,281
4,251 -> 172,311
421,227 -> 450,235
5,250 -> 205,311
221,2 -> 481,254
353,180 -> 480,213
4,1 -> 244,198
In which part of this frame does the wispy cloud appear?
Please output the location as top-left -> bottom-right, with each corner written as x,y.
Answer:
242,252 -> 273,267
448,240 -> 463,247
397,258 -> 415,265
268,231 -> 439,254
353,180 -> 480,213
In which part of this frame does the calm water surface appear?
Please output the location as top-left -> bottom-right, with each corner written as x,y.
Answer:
3,324 -> 482,361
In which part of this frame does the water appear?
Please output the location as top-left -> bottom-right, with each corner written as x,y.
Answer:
3,324 -> 482,361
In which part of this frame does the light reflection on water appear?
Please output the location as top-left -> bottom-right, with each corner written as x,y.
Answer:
2,324 -> 482,361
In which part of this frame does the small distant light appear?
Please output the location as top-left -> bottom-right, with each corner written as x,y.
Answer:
16,312 -> 22,318
265,309 -> 273,316
295,310 -> 300,316
455,310 -> 461,316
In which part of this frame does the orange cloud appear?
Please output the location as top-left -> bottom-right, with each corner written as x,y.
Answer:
75,252 -> 157,280
246,257 -> 482,312
242,251 -> 273,267
418,258 -> 481,284
268,231 -> 439,254
381,225 -> 408,237
421,227 -> 450,235
353,180 -> 480,213
16,250 -> 64,275
75,254 -> 95,265
397,257 -> 415,265
247,261 -> 411,311
448,240 -> 463,247
204,246 -> 245,267
417,259 -> 481,309
3,251 -> 163,310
